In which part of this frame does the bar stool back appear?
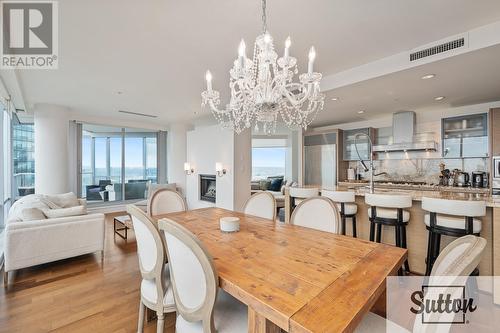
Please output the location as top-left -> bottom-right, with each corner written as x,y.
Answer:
365,193 -> 412,274
321,190 -> 357,237
421,197 -> 486,275
289,187 -> 319,207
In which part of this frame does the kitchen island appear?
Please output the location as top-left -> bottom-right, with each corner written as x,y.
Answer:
284,184 -> 500,301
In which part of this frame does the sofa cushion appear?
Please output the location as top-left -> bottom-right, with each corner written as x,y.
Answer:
44,192 -> 80,208
259,180 -> 271,191
43,205 -> 87,219
7,194 -> 50,223
22,208 -> 47,221
268,177 -> 284,191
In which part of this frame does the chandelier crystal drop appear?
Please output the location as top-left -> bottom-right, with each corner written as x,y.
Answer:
201,0 -> 325,135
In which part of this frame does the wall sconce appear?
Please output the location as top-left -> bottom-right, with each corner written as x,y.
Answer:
215,162 -> 226,177
184,162 -> 194,175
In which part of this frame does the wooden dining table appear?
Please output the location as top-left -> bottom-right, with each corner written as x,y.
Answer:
152,207 -> 407,333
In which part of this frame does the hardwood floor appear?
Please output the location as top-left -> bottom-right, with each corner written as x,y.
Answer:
0,213 -> 175,333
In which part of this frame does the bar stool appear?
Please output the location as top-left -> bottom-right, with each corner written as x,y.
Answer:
321,190 -> 358,237
289,187 -> 319,208
421,197 -> 486,275
365,193 -> 412,274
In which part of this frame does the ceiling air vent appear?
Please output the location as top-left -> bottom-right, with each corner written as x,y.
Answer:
410,37 -> 465,62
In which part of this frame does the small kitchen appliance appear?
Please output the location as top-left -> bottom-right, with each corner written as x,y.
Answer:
472,171 -> 486,188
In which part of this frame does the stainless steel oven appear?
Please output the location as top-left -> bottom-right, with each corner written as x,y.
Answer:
492,156 -> 500,195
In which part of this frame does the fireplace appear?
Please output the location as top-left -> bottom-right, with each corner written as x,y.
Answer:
200,174 -> 216,203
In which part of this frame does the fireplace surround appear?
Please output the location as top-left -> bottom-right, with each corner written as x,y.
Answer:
200,174 -> 216,203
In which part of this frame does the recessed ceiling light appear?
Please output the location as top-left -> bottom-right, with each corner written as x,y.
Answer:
421,74 -> 436,80
434,96 -> 445,101
331,97 -> 339,101
358,110 -> 365,114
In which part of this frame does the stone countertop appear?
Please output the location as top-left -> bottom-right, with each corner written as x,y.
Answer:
289,184 -> 500,208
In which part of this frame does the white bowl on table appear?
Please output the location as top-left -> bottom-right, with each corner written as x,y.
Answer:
220,217 -> 240,233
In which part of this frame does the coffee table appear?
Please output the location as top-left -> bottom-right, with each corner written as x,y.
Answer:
113,215 -> 132,240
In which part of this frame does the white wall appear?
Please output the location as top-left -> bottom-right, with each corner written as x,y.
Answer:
186,124 -> 251,211
34,104 -> 70,194
167,123 -> 188,194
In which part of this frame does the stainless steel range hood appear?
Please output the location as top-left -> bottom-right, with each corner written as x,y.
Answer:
372,111 -> 437,152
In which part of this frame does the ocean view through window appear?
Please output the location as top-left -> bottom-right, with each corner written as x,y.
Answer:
80,124 -> 160,203
252,147 -> 286,180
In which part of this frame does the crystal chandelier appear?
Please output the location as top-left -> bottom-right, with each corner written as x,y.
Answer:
201,0 -> 325,135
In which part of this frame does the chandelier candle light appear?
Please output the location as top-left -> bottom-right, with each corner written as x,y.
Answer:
201,0 -> 325,135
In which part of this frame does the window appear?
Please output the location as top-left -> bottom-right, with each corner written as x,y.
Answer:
12,121 -> 35,199
79,124 -> 160,204
252,137 -> 287,180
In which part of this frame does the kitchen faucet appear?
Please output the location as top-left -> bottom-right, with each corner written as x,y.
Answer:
353,132 -> 387,194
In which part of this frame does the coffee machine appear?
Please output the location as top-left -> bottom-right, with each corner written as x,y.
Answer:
493,156 -> 500,196
472,171 -> 486,188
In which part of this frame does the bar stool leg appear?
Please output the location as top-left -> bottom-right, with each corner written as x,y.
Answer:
352,216 -> 357,238
369,220 -> 375,242
376,223 -> 382,243
425,230 -> 435,276
341,215 -> 346,236
400,226 -> 410,274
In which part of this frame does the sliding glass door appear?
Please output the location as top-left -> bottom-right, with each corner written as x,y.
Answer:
79,124 -> 160,204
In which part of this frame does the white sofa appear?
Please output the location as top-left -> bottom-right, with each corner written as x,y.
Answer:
3,194 -> 105,284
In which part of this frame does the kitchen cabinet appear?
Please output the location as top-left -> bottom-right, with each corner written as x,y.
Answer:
442,113 -> 488,158
342,128 -> 374,161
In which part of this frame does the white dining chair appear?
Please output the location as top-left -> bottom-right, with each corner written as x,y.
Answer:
355,235 -> 487,333
158,218 -> 248,333
147,188 -> 187,216
290,197 -> 341,233
126,204 -> 176,333
289,187 -> 319,206
243,192 -> 276,220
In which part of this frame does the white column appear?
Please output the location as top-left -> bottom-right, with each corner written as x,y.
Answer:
167,123 -> 187,194
34,104 -> 70,194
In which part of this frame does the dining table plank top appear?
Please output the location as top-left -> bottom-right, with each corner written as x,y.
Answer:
152,207 -> 407,333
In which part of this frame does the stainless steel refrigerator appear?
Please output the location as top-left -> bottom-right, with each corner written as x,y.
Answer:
303,132 -> 337,188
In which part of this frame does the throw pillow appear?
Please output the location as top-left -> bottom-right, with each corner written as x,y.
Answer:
259,180 -> 271,191
45,192 -> 80,208
42,205 -> 87,219
268,177 -> 283,191
21,208 -> 46,221
147,183 -> 177,201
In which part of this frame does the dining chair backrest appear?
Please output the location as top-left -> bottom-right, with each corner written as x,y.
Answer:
148,188 -> 187,216
158,218 -> 218,332
365,193 -> 412,209
126,204 -> 167,310
290,197 -> 340,233
321,190 -> 355,203
411,235 -> 487,333
289,187 -> 319,199
243,192 -> 276,220
430,234 -> 486,277
422,197 -> 486,217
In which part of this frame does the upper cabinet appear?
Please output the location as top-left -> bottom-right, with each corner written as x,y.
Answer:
442,113 -> 488,158
342,128 -> 374,161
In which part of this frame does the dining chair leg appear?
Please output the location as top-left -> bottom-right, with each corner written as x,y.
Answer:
137,300 -> 145,333
156,313 -> 165,333
352,216 -> 357,238
341,215 -> 346,235
376,223 -> 382,243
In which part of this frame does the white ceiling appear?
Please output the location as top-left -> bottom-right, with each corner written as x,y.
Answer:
7,0 -> 500,127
